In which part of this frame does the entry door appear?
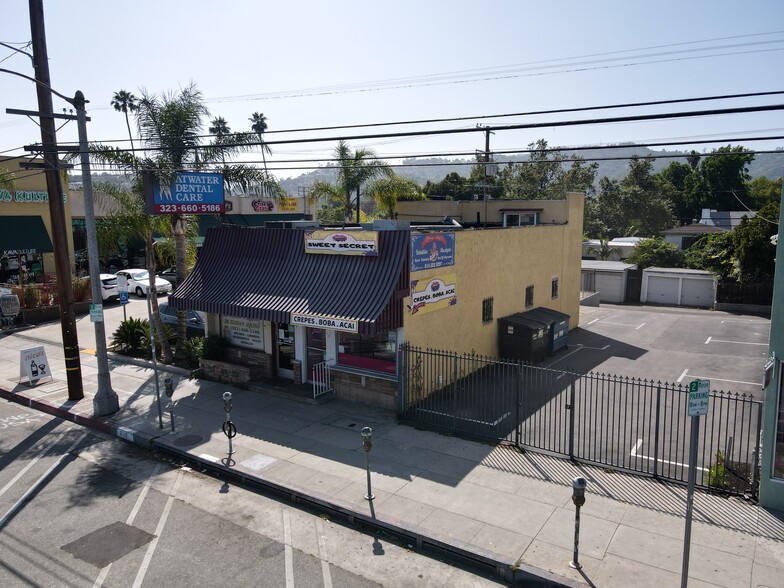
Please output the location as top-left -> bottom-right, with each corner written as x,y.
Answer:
276,323 -> 295,379
306,328 -> 327,382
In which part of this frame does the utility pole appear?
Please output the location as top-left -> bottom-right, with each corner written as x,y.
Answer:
74,91 -> 118,416
29,0 -> 83,400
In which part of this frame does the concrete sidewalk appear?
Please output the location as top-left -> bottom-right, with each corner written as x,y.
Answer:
1,326 -> 783,587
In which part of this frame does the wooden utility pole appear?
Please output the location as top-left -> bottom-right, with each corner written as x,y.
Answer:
29,0 -> 83,400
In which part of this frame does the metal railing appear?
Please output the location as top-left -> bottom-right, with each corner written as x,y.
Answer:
312,361 -> 334,399
399,344 -> 763,497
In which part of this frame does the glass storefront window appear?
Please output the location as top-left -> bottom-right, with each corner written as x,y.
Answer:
775,367 -> 784,479
338,329 -> 397,375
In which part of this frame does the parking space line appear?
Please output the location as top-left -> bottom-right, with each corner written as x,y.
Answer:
0,431 -> 67,499
594,321 -> 644,328
705,336 -> 712,344
635,322 -> 646,330
677,369 -> 689,383
721,319 -> 769,324
630,439 -> 707,472
683,374 -> 759,386
283,509 -> 294,588
315,517 -> 333,588
706,338 -> 767,346
587,318 -> 600,325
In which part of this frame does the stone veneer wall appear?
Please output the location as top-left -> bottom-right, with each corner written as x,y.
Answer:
199,346 -> 274,384
332,370 -> 397,410
224,346 -> 274,379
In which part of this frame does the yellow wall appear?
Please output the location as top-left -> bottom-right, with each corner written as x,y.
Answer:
404,193 -> 584,356
0,156 -> 74,275
396,195 -> 574,225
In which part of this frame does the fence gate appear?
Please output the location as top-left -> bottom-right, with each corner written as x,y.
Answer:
399,344 -> 763,497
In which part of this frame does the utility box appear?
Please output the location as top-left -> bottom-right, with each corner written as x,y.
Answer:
497,313 -> 550,363
523,308 -> 570,354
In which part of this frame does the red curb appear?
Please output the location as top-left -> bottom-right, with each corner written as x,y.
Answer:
0,386 -> 111,434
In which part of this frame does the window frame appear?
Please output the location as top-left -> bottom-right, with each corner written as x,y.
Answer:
482,297 -> 494,324
525,285 -> 534,308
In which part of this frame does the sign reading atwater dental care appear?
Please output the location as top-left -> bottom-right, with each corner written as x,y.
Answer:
144,171 -> 225,215
410,274 -> 457,315
20,346 -> 51,386
304,230 -> 378,256
410,232 -> 455,272
291,313 -> 358,333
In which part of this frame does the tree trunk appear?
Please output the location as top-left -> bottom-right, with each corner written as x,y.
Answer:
172,214 -> 188,355
146,235 -> 173,363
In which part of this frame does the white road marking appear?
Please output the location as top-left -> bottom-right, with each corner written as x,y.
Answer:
132,470 -> 184,588
416,408 -> 511,427
705,336 -> 712,344
630,439 -> 707,472
587,318 -> 600,325
683,374 -> 759,386
635,322 -> 646,330
283,509 -> 295,588
0,432 -> 87,529
544,343 -> 610,367
316,517 -> 333,588
594,321 -> 643,327
93,464 -> 162,588
0,431 -> 67,499
721,319 -> 769,324
677,369 -> 689,383
706,338 -> 767,346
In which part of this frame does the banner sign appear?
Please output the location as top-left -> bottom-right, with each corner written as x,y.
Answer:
20,346 -> 50,385
291,313 -> 359,333
304,230 -> 378,256
221,315 -> 264,350
145,172 -> 224,215
411,233 -> 455,272
410,274 -> 457,315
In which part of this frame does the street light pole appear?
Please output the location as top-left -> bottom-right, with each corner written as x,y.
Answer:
73,91 -> 118,416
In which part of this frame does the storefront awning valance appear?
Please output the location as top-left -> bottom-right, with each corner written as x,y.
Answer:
170,226 -> 409,330
0,216 -> 53,256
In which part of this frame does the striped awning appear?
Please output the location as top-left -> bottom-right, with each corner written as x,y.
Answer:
169,226 -> 409,334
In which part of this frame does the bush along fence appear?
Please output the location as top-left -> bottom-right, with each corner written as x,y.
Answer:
399,344 -> 763,498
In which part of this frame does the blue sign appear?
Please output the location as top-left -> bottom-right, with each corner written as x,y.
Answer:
148,172 -> 224,215
119,291 -> 129,305
410,233 -> 455,272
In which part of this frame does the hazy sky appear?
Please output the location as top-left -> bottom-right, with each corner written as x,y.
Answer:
1,0 -> 783,181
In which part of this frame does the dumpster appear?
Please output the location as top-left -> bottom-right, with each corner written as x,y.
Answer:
497,313 -> 550,363
522,308 -> 570,354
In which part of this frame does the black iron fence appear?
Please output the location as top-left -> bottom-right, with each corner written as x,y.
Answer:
399,344 -> 763,497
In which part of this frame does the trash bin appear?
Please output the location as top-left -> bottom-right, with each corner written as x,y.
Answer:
521,308 -> 570,354
497,313 -> 551,363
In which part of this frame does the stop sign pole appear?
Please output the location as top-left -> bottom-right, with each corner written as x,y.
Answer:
682,379 -> 709,588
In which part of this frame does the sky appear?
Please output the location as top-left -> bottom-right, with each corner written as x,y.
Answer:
1,0 -> 783,182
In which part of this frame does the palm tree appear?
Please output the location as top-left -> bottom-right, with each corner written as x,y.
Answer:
585,235 -> 623,261
367,175 -> 425,219
249,112 -> 271,172
111,90 -> 139,153
209,116 -> 230,139
94,83 -> 280,355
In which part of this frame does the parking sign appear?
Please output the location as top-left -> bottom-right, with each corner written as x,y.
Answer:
688,379 -> 710,417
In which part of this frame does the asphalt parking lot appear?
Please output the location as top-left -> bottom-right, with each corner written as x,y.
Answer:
546,304 -> 770,400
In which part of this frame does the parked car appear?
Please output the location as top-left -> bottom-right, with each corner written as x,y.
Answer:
115,269 -> 173,297
157,267 -> 178,287
99,273 -> 119,301
157,303 -> 205,336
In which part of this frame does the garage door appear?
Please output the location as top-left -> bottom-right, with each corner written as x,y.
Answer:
595,272 -> 625,303
646,275 -> 679,305
680,277 -> 715,307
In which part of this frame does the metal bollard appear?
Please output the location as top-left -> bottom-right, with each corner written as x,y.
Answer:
164,378 -> 175,433
221,391 -> 236,466
361,427 -> 374,500
569,477 -> 587,570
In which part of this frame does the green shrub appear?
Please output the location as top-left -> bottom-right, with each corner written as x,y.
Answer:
111,317 -> 148,355
24,284 -> 42,308
181,336 -> 204,368
708,451 -> 728,489
202,335 -> 230,360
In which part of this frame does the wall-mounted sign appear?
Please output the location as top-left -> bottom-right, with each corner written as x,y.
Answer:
2,248 -> 37,257
278,197 -> 297,211
411,233 -> 455,272
0,189 -> 67,204
221,315 -> 264,350
304,230 -> 378,256
252,200 -> 274,212
410,274 -> 457,315
20,346 -> 50,385
144,172 -> 224,215
291,312 -> 358,333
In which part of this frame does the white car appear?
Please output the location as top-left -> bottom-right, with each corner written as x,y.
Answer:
115,268 -> 173,298
99,273 -> 119,301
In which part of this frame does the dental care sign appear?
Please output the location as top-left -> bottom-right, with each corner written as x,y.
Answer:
304,230 -> 378,256
410,274 -> 457,315
20,346 -> 51,386
291,313 -> 359,333
144,171 -> 225,215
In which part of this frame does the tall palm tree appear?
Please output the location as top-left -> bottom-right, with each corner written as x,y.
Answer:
249,112 -> 271,172
94,83 -> 279,356
111,90 -> 139,153
333,140 -> 392,222
367,175 -> 425,219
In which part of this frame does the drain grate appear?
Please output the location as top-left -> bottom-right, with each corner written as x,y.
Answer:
172,434 -> 203,447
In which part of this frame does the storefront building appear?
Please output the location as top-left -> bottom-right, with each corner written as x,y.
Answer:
169,193 -> 584,409
0,156 -> 73,283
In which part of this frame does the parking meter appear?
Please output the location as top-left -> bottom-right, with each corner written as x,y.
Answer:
164,378 -> 174,398
223,391 -> 233,415
361,427 -> 373,452
572,477 -> 587,508
221,392 -> 236,465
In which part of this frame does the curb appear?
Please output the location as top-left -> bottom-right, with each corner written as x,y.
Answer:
0,385 -> 578,587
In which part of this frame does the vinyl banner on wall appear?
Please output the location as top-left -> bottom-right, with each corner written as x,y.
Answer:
410,274 -> 457,315
410,233 -> 455,272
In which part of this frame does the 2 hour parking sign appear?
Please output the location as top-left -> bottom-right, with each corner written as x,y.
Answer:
688,379 -> 710,417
